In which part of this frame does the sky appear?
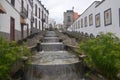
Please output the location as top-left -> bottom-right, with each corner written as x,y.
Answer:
40,0 -> 102,24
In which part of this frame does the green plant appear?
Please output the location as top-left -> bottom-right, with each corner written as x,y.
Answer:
79,33 -> 120,80
0,37 -> 30,80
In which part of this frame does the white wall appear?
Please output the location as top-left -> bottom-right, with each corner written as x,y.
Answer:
0,0 -> 49,40
32,0 -> 48,31
68,0 -> 120,37
0,0 -> 21,40
0,0 -> 33,40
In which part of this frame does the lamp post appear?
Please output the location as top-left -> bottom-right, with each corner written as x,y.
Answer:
79,54 -> 87,80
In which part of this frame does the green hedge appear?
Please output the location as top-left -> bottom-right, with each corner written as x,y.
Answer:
0,37 -> 30,80
79,33 -> 120,80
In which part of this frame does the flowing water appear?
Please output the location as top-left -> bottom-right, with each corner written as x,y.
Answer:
25,31 -> 85,80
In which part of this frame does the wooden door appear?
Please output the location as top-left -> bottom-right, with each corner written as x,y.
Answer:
27,24 -> 29,36
10,17 -> 15,41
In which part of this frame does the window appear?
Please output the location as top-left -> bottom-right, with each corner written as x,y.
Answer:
95,13 -> 101,27
45,14 -> 46,22
11,0 -> 15,6
39,21 -> 40,29
21,0 -> 24,12
104,8 -> 112,26
84,16 -> 88,27
81,18 -> 83,28
27,4 -> 29,17
77,21 -> 78,29
67,16 -> 71,22
35,18 -> 37,28
35,4 -> 37,16
78,20 -> 80,28
39,8 -> 40,18
89,14 -> 93,26
119,8 -> 120,27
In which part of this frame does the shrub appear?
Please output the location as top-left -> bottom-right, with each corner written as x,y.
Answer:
79,33 -> 120,80
0,37 -> 30,80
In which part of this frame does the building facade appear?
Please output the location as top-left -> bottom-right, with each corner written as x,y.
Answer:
43,6 -> 49,30
0,0 -> 22,41
0,0 -> 49,41
32,0 -> 49,34
64,10 -> 79,29
64,10 -> 74,29
68,0 -> 120,38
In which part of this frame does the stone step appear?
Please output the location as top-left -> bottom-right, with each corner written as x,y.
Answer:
43,37 -> 59,42
41,42 -> 65,51
25,62 -> 82,80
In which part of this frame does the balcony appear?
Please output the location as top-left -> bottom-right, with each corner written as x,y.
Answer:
20,7 -> 28,18
0,3 -> 6,14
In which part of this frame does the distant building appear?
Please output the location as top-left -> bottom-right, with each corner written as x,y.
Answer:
64,10 -> 74,29
64,10 -> 79,29
49,18 -> 56,28
74,12 -> 80,21
56,24 -> 64,31
68,0 -> 120,38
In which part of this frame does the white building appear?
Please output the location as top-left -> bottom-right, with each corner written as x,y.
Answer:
0,0 -> 49,41
0,0 -> 32,41
21,0 -> 33,39
68,0 -> 120,37
43,6 -> 49,30
32,0 -> 49,33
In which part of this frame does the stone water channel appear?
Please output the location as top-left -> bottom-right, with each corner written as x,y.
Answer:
25,31 -> 86,80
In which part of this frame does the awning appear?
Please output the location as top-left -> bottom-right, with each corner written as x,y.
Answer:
0,3 -> 6,13
20,17 -> 27,25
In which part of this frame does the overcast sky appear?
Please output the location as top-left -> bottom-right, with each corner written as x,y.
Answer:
40,0 -> 102,24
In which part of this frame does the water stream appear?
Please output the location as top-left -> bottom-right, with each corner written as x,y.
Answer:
25,31 -> 85,80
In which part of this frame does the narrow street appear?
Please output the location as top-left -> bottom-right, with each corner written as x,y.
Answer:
25,31 -> 84,80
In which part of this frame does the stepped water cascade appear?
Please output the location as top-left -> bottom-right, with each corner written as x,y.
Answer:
25,31 -> 85,80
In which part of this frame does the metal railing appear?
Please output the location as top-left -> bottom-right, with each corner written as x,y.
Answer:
20,7 -> 28,18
